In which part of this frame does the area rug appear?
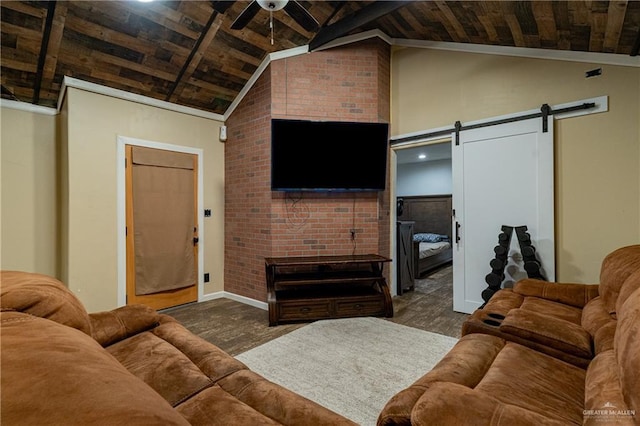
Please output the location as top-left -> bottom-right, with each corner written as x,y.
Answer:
235,317 -> 457,425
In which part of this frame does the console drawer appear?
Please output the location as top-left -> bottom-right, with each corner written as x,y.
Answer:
335,298 -> 384,316
278,301 -> 331,321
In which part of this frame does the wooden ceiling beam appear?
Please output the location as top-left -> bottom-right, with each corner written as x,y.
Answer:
2,84 -> 20,101
603,0 -> 627,53
435,1 -> 470,43
32,1 -> 56,104
632,28 -> 640,56
531,1 -> 557,47
39,3 -> 68,103
501,2 -> 526,48
167,10 -> 223,102
309,1 -> 410,51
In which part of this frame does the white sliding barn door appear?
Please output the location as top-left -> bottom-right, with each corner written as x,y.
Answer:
452,117 -> 555,314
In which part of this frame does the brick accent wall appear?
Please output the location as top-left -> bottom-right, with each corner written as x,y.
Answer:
225,39 -> 391,302
224,69 -> 273,302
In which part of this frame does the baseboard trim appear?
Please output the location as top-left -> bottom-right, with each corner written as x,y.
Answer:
200,291 -> 268,311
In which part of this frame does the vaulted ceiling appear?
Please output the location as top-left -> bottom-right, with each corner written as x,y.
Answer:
2,1 -> 639,116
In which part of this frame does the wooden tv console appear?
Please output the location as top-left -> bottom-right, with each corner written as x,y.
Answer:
265,254 -> 393,326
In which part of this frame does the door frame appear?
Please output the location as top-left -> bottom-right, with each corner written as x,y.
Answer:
116,136 -> 204,307
389,139 -> 452,297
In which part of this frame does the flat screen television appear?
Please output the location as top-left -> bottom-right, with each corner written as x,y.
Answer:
271,119 -> 389,192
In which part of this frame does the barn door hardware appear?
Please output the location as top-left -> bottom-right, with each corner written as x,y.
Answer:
391,102 -> 596,147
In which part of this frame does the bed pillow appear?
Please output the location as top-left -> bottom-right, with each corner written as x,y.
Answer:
413,233 -> 449,243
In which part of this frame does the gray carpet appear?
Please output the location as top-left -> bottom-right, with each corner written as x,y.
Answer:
235,317 -> 458,425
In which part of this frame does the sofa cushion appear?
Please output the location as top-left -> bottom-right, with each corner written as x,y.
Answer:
514,279 -> 598,308
175,385 -> 282,425
106,319 -> 356,425
499,309 -> 592,359
0,270 -> 91,334
474,342 -> 585,425
477,288 -> 523,317
217,369 -> 356,426
90,304 -> 162,346
519,296 -> 583,324
107,330 -> 217,406
0,311 -> 189,426
106,320 -> 247,406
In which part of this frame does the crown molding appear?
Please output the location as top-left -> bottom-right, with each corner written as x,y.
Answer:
1,99 -> 58,115
312,29 -> 392,52
58,76 -> 225,122
222,45 -> 309,120
393,39 -> 640,68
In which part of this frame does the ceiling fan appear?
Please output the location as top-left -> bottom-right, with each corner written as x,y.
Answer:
222,1 -> 320,33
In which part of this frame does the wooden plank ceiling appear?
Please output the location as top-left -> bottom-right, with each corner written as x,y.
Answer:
2,1 -> 639,115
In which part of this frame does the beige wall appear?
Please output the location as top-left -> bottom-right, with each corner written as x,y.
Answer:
63,88 -> 225,312
391,48 -> 640,283
1,107 -> 58,276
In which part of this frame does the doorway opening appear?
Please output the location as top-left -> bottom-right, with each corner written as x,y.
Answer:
391,139 -> 467,335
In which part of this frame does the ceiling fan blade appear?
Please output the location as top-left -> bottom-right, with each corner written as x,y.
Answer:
230,1 -> 261,30
284,1 -> 319,32
211,1 -> 234,14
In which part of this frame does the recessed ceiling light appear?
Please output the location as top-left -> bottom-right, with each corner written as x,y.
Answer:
138,0 -> 154,2
418,154 -> 427,160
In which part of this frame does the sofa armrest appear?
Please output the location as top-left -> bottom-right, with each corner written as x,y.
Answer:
90,304 -> 161,347
514,279 -> 599,308
408,383 -> 570,426
377,334 -> 506,426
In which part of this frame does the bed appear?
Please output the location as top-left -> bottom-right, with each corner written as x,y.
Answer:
397,195 -> 453,279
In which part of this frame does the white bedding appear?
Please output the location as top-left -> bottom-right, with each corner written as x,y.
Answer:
419,241 -> 451,259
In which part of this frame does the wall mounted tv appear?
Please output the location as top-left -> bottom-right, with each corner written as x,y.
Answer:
271,119 -> 389,192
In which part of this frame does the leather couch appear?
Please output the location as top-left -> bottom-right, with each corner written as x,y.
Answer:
378,245 -> 640,425
1,271 -> 356,426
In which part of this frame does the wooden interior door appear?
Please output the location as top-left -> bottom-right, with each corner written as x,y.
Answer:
126,145 -> 198,310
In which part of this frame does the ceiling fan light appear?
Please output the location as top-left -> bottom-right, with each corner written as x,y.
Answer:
257,0 -> 288,12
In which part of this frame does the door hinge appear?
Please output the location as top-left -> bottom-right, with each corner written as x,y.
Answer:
125,226 -> 127,236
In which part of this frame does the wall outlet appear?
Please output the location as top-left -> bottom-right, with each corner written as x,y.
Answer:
204,273 -> 210,283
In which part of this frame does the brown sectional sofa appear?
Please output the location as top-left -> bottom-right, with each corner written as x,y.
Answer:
378,245 -> 640,425
463,245 -> 640,368
4,246 -> 639,426
1,271 -> 356,426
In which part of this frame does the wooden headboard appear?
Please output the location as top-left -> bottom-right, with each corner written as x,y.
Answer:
397,195 -> 452,237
